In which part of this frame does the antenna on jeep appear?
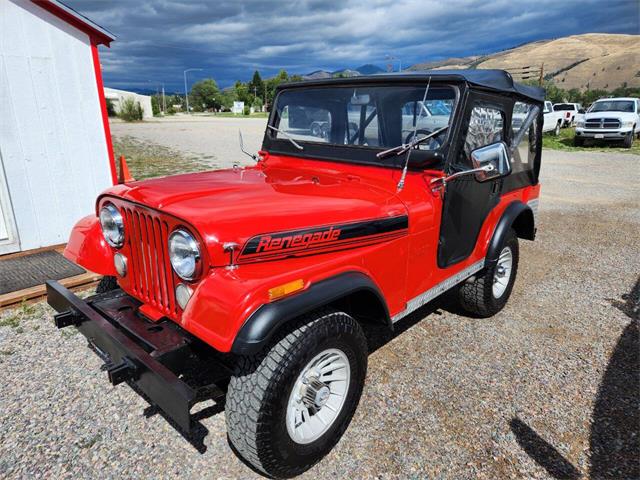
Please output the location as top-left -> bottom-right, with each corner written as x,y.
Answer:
397,77 -> 431,192
238,130 -> 258,162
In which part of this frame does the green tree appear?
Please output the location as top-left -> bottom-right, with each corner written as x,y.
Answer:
234,81 -> 251,104
189,78 -> 221,111
249,70 -> 264,98
264,70 -> 290,109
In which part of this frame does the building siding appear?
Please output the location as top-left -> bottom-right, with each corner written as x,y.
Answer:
0,0 -> 112,251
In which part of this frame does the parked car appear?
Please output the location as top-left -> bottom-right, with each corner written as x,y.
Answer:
575,97 -> 640,148
553,102 -> 584,127
47,70 -> 543,478
542,101 -> 564,135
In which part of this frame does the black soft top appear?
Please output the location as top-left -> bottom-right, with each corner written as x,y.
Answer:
278,69 -> 545,103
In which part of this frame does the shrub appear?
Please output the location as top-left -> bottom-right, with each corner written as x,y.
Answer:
118,97 -> 143,121
106,98 -> 117,117
243,105 -> 250,115
151,96 -> 160,116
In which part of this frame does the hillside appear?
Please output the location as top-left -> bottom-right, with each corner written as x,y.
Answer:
409,34 -> 639,90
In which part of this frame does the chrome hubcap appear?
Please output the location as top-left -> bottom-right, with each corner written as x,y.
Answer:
286,348 -> 350,444
493,246 -> 513,298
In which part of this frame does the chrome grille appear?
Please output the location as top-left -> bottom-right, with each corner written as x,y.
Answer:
121,207 -> 177,316
585,118 -> 621,129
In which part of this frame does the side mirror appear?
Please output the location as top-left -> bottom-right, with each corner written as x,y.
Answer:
470,141 -> 511,182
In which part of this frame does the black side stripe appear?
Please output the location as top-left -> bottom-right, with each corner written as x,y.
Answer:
239,215 -> 408,259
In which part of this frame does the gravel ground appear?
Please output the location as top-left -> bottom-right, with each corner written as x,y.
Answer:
109,115 -> 267,170
1,141 -> 638,479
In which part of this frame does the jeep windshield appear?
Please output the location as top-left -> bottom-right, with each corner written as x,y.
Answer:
268,84 -> 456,161
588,100 -> 635,113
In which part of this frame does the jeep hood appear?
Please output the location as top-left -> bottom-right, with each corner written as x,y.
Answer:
101,158 -> 407,266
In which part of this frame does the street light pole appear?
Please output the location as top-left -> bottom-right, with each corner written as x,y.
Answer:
183,68 -> 203,114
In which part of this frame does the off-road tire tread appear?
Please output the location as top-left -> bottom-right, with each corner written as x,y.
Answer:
458,229 -> 519,317
226,309 -> 366,478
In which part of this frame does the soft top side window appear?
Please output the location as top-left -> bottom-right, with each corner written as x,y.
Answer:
463,104 -> 504,160
510,101 -> 538,174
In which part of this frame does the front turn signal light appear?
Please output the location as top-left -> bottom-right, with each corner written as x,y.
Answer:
268,279 -> 304,301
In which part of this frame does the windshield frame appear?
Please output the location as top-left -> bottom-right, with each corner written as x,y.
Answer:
262,81 -> 461,170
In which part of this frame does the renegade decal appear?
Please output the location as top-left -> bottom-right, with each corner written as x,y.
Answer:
239,216 -> 408,262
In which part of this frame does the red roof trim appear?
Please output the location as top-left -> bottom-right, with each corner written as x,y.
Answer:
32,0 -> 116,46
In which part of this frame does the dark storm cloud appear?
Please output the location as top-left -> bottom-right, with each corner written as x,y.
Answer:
66,0 -> 639,90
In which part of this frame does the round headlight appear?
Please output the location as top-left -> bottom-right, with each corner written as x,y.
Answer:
99,203 -> 124,248
168,229 -> 201,280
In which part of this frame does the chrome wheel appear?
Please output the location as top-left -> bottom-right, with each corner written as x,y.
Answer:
286,348 -> 350,444
493,246 -> 513,298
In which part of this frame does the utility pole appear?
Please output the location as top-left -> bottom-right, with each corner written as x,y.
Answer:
539,63 -> 544,86
161,84 -> 166,113
183,68 -> 203,114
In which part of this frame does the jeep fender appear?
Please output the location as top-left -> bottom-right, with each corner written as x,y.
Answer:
486,201 -> 535,267
230,271 -> 389,355
63,215 -> 116,276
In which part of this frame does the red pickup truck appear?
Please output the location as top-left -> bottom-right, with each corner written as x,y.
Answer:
48,70 -> 542,478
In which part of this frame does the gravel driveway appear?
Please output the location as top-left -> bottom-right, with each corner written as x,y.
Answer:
1,140 -> 638,478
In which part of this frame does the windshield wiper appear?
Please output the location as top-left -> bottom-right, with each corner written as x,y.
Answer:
376,125 -> 449,159
267,125 -> 304,150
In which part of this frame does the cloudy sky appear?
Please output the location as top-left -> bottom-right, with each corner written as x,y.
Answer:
66,0 -> 639,91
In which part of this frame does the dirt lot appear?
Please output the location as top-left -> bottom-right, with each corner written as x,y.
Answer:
1,117 -> 638,479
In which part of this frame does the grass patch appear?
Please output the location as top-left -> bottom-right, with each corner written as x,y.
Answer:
543,128 -> 640,155
0,301 -> 37,329
112,135 -> 212,180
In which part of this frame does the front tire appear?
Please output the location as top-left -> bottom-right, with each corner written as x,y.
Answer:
458,229 -> 519,317
226,310 -> 368,478
623,131 -> 634,149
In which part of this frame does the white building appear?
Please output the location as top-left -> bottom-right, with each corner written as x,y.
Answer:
104,87 -> 154,119
0,0 -> 116,255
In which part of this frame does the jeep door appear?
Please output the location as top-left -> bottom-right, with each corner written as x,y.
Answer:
437,91 -> 512,267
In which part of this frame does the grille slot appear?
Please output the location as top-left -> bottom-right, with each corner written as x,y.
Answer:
585,118 -> 621,129
122,207 -> 177,316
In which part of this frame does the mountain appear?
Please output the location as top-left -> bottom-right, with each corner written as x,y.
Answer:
408,33 -> 639,90
302,64 -> 386,80
355,64 -> 385,75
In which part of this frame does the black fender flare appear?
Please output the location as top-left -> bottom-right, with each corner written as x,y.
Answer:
486,201 -> 535,267
231,272 -> 389,355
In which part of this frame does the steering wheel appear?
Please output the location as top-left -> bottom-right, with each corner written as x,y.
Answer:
405,129 -> 442,150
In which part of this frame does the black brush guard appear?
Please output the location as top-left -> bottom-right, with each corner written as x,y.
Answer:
46,281 -> 229,434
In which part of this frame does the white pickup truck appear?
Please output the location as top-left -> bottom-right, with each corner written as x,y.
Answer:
542,101 -> 564,135
553,102 -> 584,127
575,97 -> 640,148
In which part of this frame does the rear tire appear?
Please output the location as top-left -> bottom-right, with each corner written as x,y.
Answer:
553,122 -> 561,136
458,229 -> 519,318
96,275 -> 118,293
226,310 -> 367,478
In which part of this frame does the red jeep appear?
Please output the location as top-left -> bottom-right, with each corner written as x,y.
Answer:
48,70 -> 542,478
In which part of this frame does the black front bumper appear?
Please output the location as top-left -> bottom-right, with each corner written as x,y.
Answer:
46,281 -> 228,433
